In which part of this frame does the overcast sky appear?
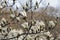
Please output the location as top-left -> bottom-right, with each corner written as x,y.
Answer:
14,0 -> 59,9
0,0 -> 59,10
18,0 -> 59,7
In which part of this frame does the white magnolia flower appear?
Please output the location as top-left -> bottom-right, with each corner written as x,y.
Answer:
35,20 -> 45,27
0,5 -> 3,8
31,26 -> 38,33
18,35 -> 24,40
35,20 -> 45,31
1,17 -> 6,23
7,29 -> 18,38
50,37 -> 54,40
21,22 -> 29,28
10,14 -> 15,18
44,31 -> 52,37
16,17 -> 20,21
38,35 -> 47,40
17,29 -> 24,34
48,21 -> 55,28
39,21 -> 45,27
20,11 -> 27,17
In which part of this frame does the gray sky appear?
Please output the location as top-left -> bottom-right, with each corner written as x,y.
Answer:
13,0 -> 59,9
0,0 -> 59,10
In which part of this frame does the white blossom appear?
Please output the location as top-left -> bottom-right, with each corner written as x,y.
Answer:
18,35 -> 25,40
44,31 -> 52,37
35,20 -> 45,31
20,10 -> 27,17
0,5 -> 3,8
16,17 -> 20,21
10,13 -> 15,18
1,17 -> 6,23
35,20 -> 45,27
31,26 -> 38,33
48,21 -> 56,28
21,22 -> 29,28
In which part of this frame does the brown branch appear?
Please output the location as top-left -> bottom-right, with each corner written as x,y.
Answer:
35,3 -> 49,19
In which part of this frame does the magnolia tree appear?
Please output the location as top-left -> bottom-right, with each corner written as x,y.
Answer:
0,0 -> 59,40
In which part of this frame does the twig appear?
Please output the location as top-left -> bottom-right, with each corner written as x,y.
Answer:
39,0 -> 43,4
35,3 -> 49,19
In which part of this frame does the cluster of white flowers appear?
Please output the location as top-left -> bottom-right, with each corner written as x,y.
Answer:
20,20 -> 57,40
48,21 -> 55,27
0,0 -> 7,8
0,17 -> 58,40
24,31 -> 54,40
48,20 -> 57,29
0,22 -> 24,40
7,29 -> 24,40
0,17 -> 8,27
0,20 -> 25,39
35,20 -> 45,31
21,20 -> 57,33
0,0 -> 59,40
44,31 -> 53,37
10,10 -> 27,22
21,20 -> 45,33
0,18 -> 11,39
0,18 -> 57,40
